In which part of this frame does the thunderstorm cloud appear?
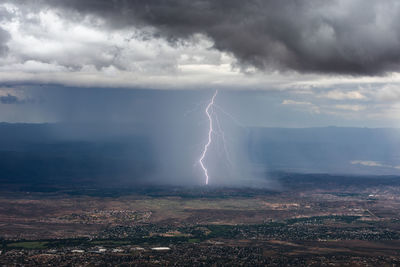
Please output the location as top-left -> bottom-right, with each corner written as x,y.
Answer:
29,0 -> 400,75
0,27 -> 10,57
2,0 -> 400,128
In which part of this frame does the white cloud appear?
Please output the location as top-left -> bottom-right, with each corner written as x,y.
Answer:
334,104 -> 365,111
351,160 -> 400,169
0,5 -> 246,89
319,90 -> 367,100
282,99 -> 320,114
0,60 -> 68,73
351,160 -> 385,167
282,99 -> 312,106
375,84 -> 400,102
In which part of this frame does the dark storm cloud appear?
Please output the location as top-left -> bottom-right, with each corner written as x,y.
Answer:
36,0 -> 400,75
0,27 -> 10,57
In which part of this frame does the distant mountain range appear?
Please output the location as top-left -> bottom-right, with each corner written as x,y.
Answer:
0,123 -> 399,189
249,127 -> 400,175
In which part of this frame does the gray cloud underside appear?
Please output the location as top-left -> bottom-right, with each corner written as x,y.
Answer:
0,5 -> 12,56
29,0 -> 400,75
0,27 -> 10,57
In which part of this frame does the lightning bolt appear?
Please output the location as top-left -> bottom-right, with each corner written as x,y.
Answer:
199,89 -> 218,185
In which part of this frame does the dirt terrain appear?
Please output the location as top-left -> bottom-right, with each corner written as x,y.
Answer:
2,174 -> 400,265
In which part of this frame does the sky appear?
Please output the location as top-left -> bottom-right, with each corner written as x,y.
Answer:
3,0 -> 400,185
1,0 -> 400,127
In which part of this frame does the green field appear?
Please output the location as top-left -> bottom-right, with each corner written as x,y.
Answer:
7,241 -> 49,249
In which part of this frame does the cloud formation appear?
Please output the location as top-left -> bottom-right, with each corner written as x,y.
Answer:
37,0 -> 400,75
2,0 -> 400,124
3,1 -> 400,91
351,160 -> 400,170
0,27 -> 10,57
